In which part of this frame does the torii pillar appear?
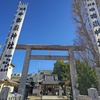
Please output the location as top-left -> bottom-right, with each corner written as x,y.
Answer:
69,48 -> 79,100
18,48 -> 31,100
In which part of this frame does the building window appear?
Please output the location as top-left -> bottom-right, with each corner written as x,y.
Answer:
17,74 -> 20,76
14,74 -> 16,76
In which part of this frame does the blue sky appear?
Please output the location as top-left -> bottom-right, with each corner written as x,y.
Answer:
0,0 -> 76,74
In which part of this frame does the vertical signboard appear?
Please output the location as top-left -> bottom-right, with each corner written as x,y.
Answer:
85,0 -> 100,91
0,2 -> 28,79
85,0 -> 100,52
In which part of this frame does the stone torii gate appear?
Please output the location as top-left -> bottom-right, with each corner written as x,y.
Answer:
16,44 -> 83,100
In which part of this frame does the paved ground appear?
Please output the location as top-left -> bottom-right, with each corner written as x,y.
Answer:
28,96 -> 40,100
28,96 -> 68,100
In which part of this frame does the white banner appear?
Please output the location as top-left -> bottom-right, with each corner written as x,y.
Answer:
85,0 -> 100,52
0,2 -> 28,79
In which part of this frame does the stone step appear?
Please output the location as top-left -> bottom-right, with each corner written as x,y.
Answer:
28,96 -> 68,100
42,96 -> 67,100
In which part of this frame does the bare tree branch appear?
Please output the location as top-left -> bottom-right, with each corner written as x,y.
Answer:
72,0 -> 100,67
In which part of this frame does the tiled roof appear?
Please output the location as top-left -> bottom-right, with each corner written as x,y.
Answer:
42,74 -> 59,85
39,70 -> 53,75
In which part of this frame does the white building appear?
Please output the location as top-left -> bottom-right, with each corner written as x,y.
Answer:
11,72 -> 35,83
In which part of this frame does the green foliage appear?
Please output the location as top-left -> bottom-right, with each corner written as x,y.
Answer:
52,60 -> 70,81
76,60 -> 98,95
53,60 -> 98,95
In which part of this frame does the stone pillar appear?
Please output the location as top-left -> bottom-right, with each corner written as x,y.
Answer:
88,88 -> 99,100
0,87 -> 10,99
69,48 -> 77,100
18,48 -> 31,100
95,67 -> 100,93
38,83 -> 41,96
